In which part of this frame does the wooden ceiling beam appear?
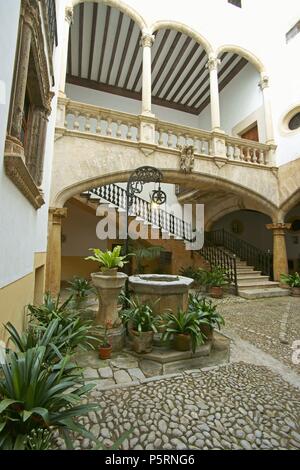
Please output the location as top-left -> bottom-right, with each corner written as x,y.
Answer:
152,32 -> 181,91
97,5 -> 111,82
106,11 -> 124,84
115,19 -> 134,87
123,32 -> 141,89
151,30 -> 171,72
172,49 -> 207,103
162,42 -> 199,100
88,3 -> 98,80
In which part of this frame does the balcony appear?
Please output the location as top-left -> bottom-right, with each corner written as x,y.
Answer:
56,97 -> 274,167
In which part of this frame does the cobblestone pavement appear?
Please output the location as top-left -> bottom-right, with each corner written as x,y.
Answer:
218,296 -> 300,371
55,363 -> 300,450
55,294 -> 300,451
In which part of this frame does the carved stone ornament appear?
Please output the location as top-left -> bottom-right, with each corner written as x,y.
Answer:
65,6 -> 74,24
259,76 -> 269,91
206,57 -> 221,72
4,145 -> 45,209
177,145 -> 195,173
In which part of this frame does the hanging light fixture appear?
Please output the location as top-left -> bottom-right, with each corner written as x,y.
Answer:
150,182 -> 167,206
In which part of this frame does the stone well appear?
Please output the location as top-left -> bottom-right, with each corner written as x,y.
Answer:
128,274 -> 194,315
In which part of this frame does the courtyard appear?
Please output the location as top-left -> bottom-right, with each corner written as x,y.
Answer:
53,296 -> 300,451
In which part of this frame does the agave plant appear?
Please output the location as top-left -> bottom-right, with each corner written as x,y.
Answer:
161,310 -> 205,353
0,346 -> 97,450
5,318 -> 100,363
85,246 -> 130,271
27,292 -> 75,327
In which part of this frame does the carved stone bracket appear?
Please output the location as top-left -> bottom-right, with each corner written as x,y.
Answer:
259,75 -> 269,91
49,207 -> 68,224
4,139 -> 45,209
141,34 -> 155,48
177,145 -> 195,173
65,6 -> 74,24
206,57 -> 221,72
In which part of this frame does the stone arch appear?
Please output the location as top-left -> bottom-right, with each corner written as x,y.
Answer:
150,20 -> 213,55
216,44 -> 266,74
205,204 -> 274,231
70,0 -> 147,32
280,189 -> 300,221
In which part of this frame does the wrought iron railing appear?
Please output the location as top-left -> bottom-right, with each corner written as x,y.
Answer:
200,244 -> 238,295
81,183 -> 194,242
206,229 -> 273,278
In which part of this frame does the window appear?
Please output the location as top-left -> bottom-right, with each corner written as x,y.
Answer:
286,20 -> 300,43
228,0 -> 242,8
4,0 -> 55,209
288,112 -> 300,131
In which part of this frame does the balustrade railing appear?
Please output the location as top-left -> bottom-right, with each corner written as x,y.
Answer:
65,101 -> 140,142
59,98 -> 273,167
82,183 -> 194,242
206,229 -> 273,278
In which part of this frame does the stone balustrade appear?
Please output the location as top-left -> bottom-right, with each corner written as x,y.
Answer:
57,98 -> 274,167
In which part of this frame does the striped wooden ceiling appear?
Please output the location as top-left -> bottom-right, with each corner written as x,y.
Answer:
67,3 -> 248,115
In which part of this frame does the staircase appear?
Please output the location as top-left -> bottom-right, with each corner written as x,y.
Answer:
203,230 -> 289,299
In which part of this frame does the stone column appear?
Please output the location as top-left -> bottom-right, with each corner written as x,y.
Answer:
207,56 -> 221,132
141,33 -> 155,117
10,16 -> 32,141
46,208 -> 68,296
59,6 -> 73,96
259,75 -> 276,165
266,223 -> 291,281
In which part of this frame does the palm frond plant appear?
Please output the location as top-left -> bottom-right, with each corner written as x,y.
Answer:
161,310 -> 205,353
85,246 -> 130,273
0,346 -> 98,450
120,297 -> 161,353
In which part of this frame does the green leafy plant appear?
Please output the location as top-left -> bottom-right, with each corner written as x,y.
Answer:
161,310 -> 205,353
280,272 -> 300,287
25,428 -> 53,450
188,294 -> 225,331
179,266 -> 198,279
27,292 -> 75,326
203,266 -> 228,287
85,246 -> 130,271
67,277 -> 95,308
99,321 -> 112,348
0,346 -> 97,450
120,297 -> 161,333
5,317 -> 99,362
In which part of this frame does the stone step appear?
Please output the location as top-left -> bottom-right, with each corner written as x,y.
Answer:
236,269 -> 261,275
237,280 -> 280,288
237,274 -> 269,281
236,265 -> 256,271
239,287 -> 290,299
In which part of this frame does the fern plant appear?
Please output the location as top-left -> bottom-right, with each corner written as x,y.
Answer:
85,245 -> 130,271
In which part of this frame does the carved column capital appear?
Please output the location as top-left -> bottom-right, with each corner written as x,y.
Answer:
266,223 -> 291,234
65,6 -> 74,24
141,34 -> 155,48
259,75 -> 269,90
50,207 -> 68,224
206,57 -> 221,72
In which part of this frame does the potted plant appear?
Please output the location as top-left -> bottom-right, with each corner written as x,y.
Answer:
204,267 -> 228,298
99,321 -> 113,359
120,297 -> 161,353
188,294 -> 225,341
280,272 -> 300,296
85,245 -> 129,275
161,310 -> 205,353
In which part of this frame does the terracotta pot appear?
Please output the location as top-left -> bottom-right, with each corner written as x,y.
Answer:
209,286 -> 224,299
99,345 -> 112,360
291,287 -> 300,297
200,324 -> 213,342
131,330 -> 154,354
173,333 -> 191,351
